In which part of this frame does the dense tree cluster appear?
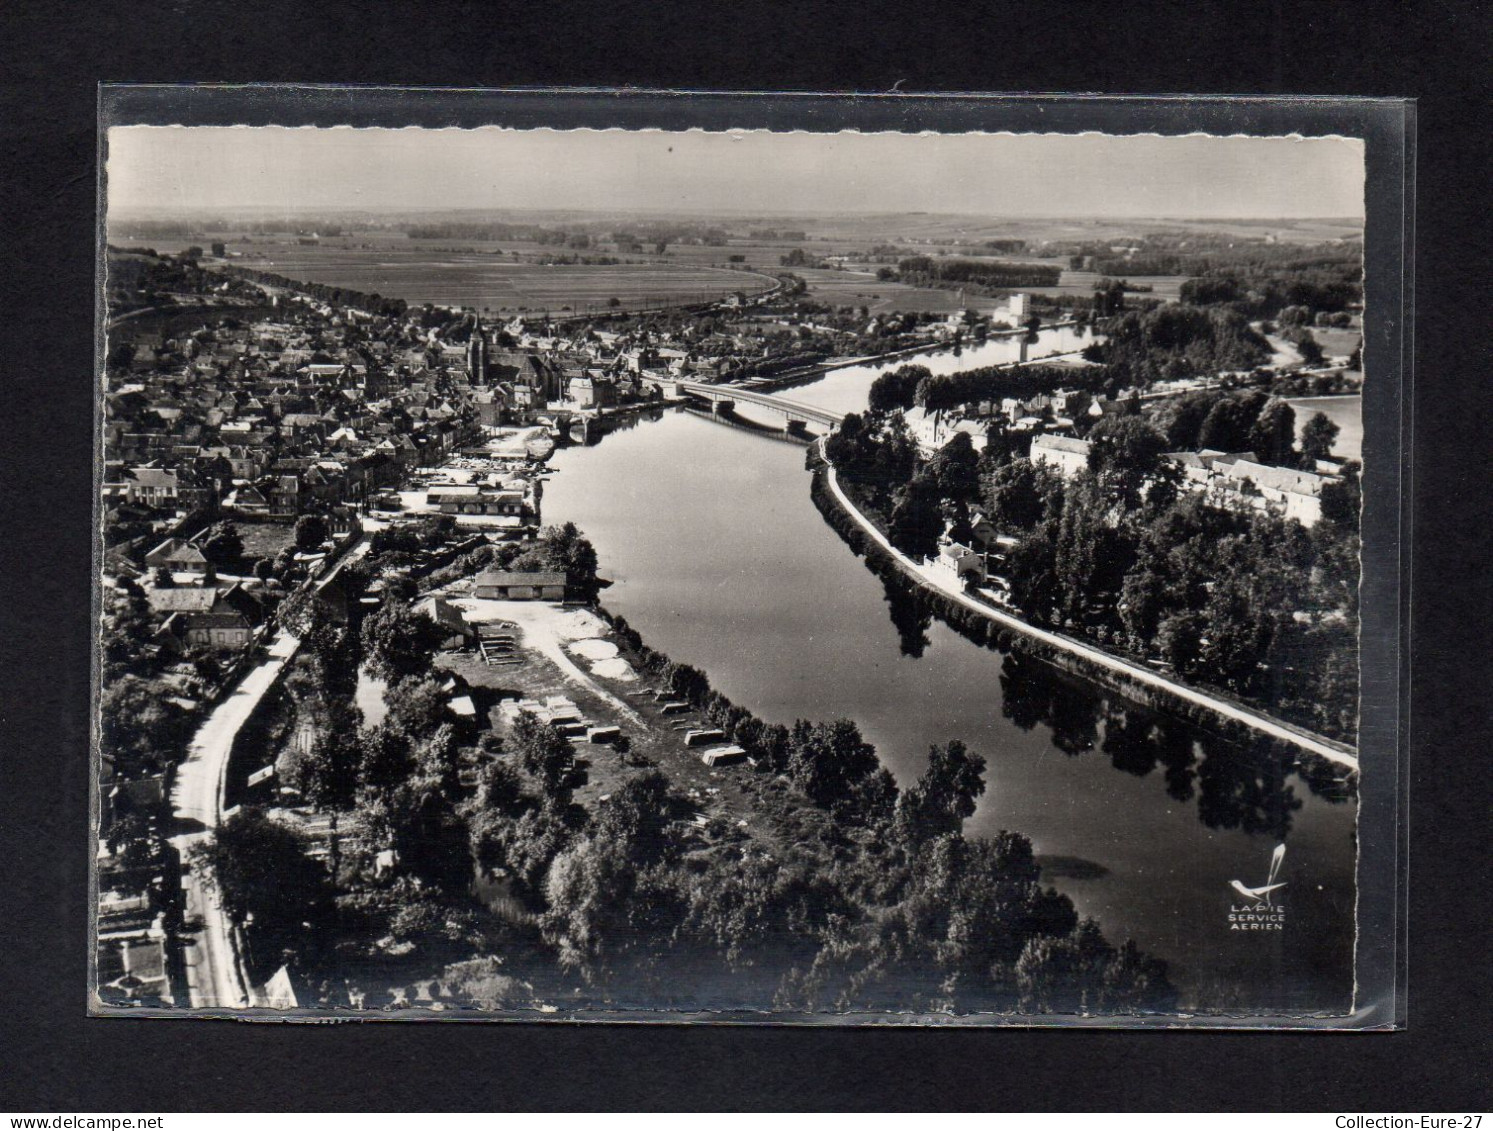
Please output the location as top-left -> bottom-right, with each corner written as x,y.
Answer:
984,454 -> 1359,740
895,257 -> 1062,290
1085,306 -> 1272,385
868,361 -> 1120,420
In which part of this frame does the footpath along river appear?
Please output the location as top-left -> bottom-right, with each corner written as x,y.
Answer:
543,329 -> 1358,1013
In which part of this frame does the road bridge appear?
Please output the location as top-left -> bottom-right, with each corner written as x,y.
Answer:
675,379 -> 844,434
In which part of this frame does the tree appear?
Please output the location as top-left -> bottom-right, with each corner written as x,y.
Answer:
1319,460 -> 1361,532
382,675 -> 452,742
189,647 -> 223,685
1247,399 -> 1297,466
1158,391 -> 1221,451
785,718 -> 882,816
1299,411 -> 1341,466
536,522 -> 599,591
867,365 -> 927,413
888,476 -> 944,560
895,740 -> 987,844
984,458 -> 1061,533
1007,521 -> 1062,626
1156,611 -> 1205,676
542,831 -> 641,981
363,780 -> 473,889
928,431 -> 981,502
471,756 -> 527,817
1085,415 -> 1168,507
360,600 -> 446,682
201,522 -> 243,569
151,566 -> 175,589
1293,330 -> 1325,367
104,812 -> 156,873
593,770 -> 677,866
510,710 -> 577,801
1197,390 -> 1268,453
99,675 -> 188,774
294,513 -> 330,553
191,808 -> 330,933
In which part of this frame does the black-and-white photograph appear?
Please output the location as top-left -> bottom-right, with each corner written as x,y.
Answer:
93,103 -> 1382,1024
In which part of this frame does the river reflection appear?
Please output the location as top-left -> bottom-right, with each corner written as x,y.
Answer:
542,341 -> 1356,1013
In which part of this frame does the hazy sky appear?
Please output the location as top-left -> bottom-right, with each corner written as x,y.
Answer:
107,126 -> 1365,219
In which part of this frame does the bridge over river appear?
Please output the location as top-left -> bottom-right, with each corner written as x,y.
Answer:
675,379 -> 845,433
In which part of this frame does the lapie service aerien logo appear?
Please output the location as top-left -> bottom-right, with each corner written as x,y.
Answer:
1228,843 -> 1287,931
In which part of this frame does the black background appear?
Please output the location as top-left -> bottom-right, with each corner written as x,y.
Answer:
2,0 -> 1488,1112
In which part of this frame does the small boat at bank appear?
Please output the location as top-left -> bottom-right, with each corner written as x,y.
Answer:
525,434 -> 556,461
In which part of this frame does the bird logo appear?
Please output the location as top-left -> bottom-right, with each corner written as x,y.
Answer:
1230,843 -> 1287,906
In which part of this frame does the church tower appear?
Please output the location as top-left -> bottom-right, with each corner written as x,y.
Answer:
466,316 -> 488,386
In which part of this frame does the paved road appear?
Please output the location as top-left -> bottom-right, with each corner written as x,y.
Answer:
822,460 -> 1359,770
169,631 -> 300,1008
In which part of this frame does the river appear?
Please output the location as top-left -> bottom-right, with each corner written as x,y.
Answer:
541,330 -> 1357,1014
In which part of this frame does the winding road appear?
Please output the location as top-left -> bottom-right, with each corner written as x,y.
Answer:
167,536 -> 371,1008
169,631 -> 300,1008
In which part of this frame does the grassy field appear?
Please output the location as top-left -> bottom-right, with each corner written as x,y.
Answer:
1310,326 -> 1363,361
235,522 -> 294,562
1021,270 -> 1190,302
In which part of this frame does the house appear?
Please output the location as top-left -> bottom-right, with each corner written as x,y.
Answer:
473,569 -> 568,601
95,933 -> 172,1007
123,466 -> 184,509
413,596 -> 476,649
967,512 -> 1000,553
222,482 -> 271,515
566,374 -> 616,409
147,587 -> 221,616
1030,433 -> 1092,479
1214,458 -> 1329,527
471,387 -> 509,428
144,537 -> 195,571
143,538 -> 209,575
934,540 -> 987,584
156,609 -> 253,651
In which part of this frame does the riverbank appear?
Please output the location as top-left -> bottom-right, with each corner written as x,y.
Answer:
743,319 -> 1086,393
809,445 -> 1358,770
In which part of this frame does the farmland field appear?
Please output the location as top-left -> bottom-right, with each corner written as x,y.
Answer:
228,247 -> 778,314
108,238 -> 776,314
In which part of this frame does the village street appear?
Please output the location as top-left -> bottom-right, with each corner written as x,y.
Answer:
169,630 -> 299,1008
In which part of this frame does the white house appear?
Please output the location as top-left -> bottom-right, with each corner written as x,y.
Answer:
1030,433 -> 1092,480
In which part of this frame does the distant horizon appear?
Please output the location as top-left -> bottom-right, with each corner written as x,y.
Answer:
109,204 -> 1365,225
107,127 -> 1366,221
